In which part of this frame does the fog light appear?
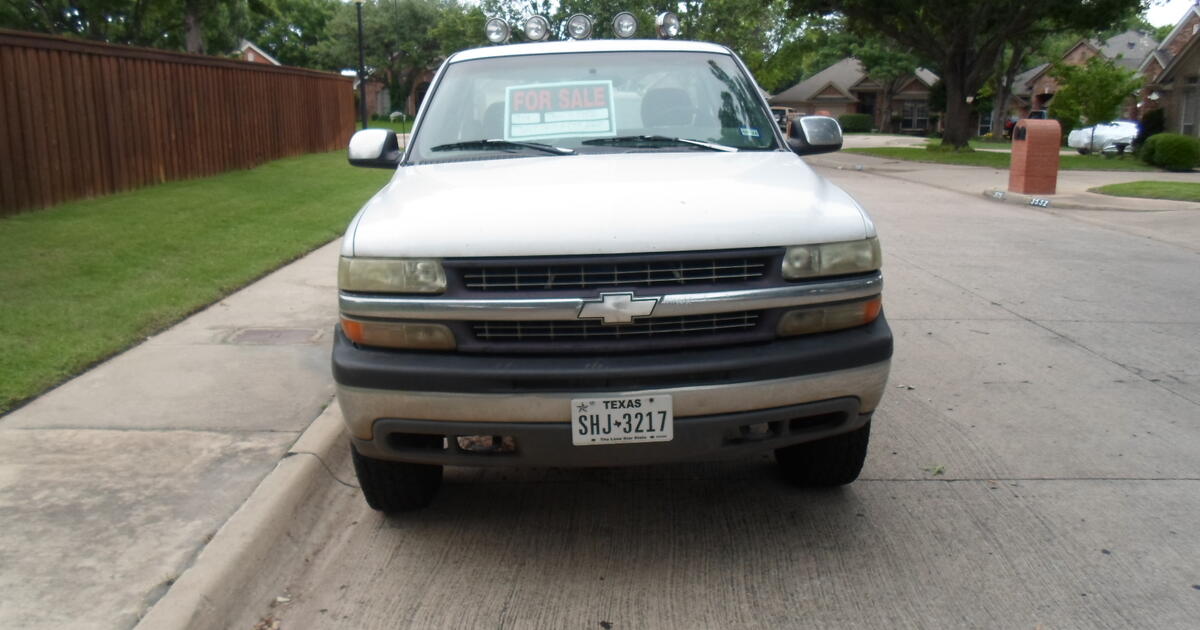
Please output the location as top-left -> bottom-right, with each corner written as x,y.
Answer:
566,14 -> 593,39
612,12 -> 637,38
655,12 -> 680,38
777,297 -> 882,337
457,435 -> 517,454
341,318 -> 457,350
523,15 -> 550,41
485,18 -> 510,44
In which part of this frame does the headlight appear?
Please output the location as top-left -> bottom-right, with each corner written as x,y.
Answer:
338,257 -> 446,293
782,237 -> 881,279
341,318 -> 456,350
777,297 -> 882,337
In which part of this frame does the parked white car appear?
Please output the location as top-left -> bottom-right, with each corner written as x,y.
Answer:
1067,120 -> 1138,154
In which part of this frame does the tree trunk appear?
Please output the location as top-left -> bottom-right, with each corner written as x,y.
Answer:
184,0 -> 205,54
879,79 -> 897,133
991,45 -> 1026,138
941,78 -> 973,148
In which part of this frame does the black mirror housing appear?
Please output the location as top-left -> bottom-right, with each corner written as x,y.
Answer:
786,115 -> 843,156
348,129 -> 402,169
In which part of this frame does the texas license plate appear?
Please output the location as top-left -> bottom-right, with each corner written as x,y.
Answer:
571,394 -> 673,445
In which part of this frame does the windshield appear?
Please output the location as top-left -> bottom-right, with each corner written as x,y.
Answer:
407,50 -> 778,164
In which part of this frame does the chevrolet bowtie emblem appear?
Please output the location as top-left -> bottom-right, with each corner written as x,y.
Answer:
577,292 -> 659,325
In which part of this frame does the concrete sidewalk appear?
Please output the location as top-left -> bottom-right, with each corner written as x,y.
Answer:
0,242 -> 343,629
808,150 -> 1200,213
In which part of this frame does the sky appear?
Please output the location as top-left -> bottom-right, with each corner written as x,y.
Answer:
1145,0 -> 1196,27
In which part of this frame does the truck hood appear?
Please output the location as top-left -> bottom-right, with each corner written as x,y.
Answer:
346,151 -> 873,258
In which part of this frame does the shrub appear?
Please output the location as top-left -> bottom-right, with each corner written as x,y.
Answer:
838,113 -> 873,133
1142,133 -> 1200,171
1139,134 -> 1159,164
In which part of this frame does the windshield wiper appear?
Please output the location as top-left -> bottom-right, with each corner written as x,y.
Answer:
430,139 -> 576,155
581,135 -> 738,152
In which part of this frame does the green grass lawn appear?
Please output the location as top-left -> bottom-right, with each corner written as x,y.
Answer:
0,151 -> 392,414
844,147 -> 1158,171
1089,180 -> 1200,202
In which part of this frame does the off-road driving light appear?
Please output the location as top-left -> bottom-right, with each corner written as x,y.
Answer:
655,11 -> 681,39
781,237 -> 881,279
485,18 -> 510,44
612,12 -> 637,38
566,14 -> 593,39
338,257 -> 447,293
341,318 -> 457,350
523,15 -> 551,41
777,297 -> 882,337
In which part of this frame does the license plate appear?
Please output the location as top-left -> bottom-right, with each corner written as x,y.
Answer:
571,394 -> 673,446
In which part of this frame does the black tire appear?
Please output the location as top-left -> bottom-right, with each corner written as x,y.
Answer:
774,422 -> 870,487
1076,148 -> 1091,155
351,444 -> 442,513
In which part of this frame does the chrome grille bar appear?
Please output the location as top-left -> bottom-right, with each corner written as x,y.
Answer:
339,272 -> 882,322
460,257 -> 768,290
474,312 -> 760,341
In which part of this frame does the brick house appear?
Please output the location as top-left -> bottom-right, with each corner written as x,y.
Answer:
234,40 -> 282,66
352,77 -> 393,119
1139,4 -> 1200,136
769,58 -> 939,133
1009,30 -> 1158,118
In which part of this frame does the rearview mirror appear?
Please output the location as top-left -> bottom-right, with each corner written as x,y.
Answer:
786,115 -> 843,156
348,129 -> 401,168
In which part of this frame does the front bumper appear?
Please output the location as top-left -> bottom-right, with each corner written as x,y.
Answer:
333,315 -> 892,466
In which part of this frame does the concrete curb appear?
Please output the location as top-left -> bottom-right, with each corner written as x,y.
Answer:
134,401 -> 347,630
981,187 -> 1164,213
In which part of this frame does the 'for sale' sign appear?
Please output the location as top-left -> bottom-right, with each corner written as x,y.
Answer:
504,80 -> 616,141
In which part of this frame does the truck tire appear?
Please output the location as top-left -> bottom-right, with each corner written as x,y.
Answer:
351,445 -> 442,512
774,422 -> 870,487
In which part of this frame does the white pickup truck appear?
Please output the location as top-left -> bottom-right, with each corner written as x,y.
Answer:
334,22 -> 891,513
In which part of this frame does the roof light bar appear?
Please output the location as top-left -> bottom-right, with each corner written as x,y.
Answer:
612,12 -> 637,38
484,18 -> 510,44
655,12 -> 680,39
566,14 -> 594,40
523,15 -> 551,41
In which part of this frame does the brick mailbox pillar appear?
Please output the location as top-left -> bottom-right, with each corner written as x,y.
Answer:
1008,119 -> 1061,195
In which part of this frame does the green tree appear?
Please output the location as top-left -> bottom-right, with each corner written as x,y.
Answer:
318,0 -> 484,114
1,0 -> 253,55
243,0 -> 337,68
786,0 -> 1144,148
1048,54 -> 1143,143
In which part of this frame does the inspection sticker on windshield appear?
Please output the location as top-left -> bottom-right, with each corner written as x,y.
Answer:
571,394 -> 673,446
505,80 -> 616,141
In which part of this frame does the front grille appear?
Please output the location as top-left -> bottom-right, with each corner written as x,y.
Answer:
473,311 -> 761,342
459,256 -> 769,291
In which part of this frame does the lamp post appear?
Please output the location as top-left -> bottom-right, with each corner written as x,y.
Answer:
354,0 -> 368,129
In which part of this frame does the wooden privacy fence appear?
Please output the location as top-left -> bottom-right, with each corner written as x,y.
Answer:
0,29 -> 355,216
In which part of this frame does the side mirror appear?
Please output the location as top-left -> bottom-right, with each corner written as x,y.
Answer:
786,115 -> 843,156
348,129 -> 401,168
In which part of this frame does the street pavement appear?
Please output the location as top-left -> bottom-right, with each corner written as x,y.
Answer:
2,145 -> 1199,629
228,163 -> 1200,627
